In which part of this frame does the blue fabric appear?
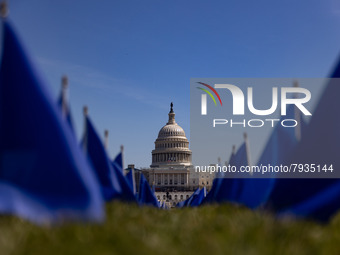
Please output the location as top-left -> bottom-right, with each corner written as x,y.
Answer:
190,187 -> 206,207
82,117 -> 136,202
111,152 -> 137,202
203,143 -> 249,204
125,170 -> 136,195
112,151 -> 123,173
177,188 -> 200,208
238,105 -> 303,209
279,180 -> 340,221
0,20 -> 104,224
203,152 -> 236,204
138,174 -> 159,207
267,59 -> 340,218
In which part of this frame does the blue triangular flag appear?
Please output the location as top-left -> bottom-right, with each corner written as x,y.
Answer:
82,116 -> 136,202
203,150 -> 236,204
138,174 -> 159,207
190,187 -> 206,207
268,60 -> 340,214
202,142 -> 250,205
238,104 -> 304,209
125,169 -> 136,195
112,151 -> 123,173
177,188 -> 201,207
0,20 -> 104,224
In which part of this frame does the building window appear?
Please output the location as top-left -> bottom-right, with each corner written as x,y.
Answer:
175,195 -> 178,200
186,195 -> 189,199
180,195 -> 183,200
157,196 -> 160,200
163,195 -> 166,199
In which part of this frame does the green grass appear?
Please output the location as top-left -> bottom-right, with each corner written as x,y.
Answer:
1,202 -> 340,255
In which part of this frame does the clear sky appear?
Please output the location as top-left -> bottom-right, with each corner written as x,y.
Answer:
7,0 -> 340,168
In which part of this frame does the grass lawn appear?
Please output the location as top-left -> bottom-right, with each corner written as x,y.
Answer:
1,202 -> 340,255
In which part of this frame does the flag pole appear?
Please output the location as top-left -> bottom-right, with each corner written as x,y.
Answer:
83,106 -> 88,116
61,75 -> 68,117
0,1 -> 8,18
217,156 -> 221,165
120,145 -> 124,171
104,130 -> 109,150
82,106 -> 88,152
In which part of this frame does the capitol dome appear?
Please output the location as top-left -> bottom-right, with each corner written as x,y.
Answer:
151,103 -> 192,168
157,123 -> 186,139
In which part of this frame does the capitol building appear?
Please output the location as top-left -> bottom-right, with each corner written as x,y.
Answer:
127,103 -> 215,207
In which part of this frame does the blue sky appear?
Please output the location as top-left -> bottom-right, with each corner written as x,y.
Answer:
7,0 -> 340,168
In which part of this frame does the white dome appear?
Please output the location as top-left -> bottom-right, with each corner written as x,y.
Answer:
158,124 -> 186,138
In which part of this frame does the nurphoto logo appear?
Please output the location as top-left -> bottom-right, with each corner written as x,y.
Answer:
197,82 -> 312,128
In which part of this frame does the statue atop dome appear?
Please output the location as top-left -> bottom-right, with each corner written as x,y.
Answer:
170,102 -> 174,113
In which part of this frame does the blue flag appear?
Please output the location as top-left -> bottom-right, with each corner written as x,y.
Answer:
238,104 -> 304,209
138,174 -> 159,207
279,180 -> 340,221
177,188 -> 201,207
125,169 -> 136,195
226,142 -> 250,202
203,149 -> 236,204
202,142 -> 250,204
267,59 -> 340,216
112,151 -> 123,173
0,20 -> 104,224
82,116 -> 136,202
190,187 -> 206,207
